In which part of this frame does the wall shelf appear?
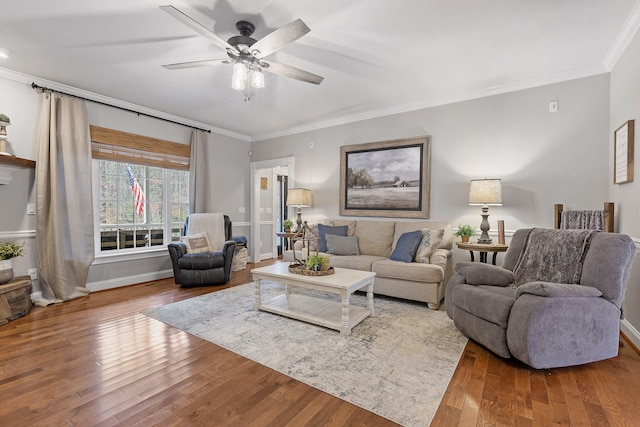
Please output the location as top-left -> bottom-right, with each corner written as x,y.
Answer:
0,155 -> 36,184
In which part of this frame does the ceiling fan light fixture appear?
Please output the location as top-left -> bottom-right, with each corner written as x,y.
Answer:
232,62 -> 247,79
251,69 -> 265,88
231,63 -> 247,90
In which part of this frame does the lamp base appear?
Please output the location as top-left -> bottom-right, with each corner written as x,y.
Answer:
295,209 -> 303,231
478,206 -> 492,244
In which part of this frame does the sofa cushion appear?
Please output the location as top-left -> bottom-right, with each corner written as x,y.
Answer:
331,219 -> 357,236
329,255 -> 387,271
317,224 -> 348,252
325,234 -> 360,256
415,228 -> 444,262
515,281 -> 603,298
355,220 -> 396,257
373,259 -> 444,283
182,232 -> 212,254
455,262 -> 514,286
452,284 -> 516,328
390,230 -> 423,262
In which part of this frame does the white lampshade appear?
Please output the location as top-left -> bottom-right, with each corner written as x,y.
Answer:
468,178 -> 503,206
287,188 -> 312,207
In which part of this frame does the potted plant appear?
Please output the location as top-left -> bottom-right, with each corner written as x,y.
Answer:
305,254 -> 330,272
282,218 -> 294,233
455,224 -> 475,243
0,114 -> 10,125
0,240 -> 25,284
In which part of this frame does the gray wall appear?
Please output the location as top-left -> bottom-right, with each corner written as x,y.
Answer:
251,74 -> 611,236
0,75 -> 250,292
610,26 -> 640,342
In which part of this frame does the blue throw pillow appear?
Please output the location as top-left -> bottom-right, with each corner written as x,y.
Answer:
317,224 -> 348,252
390,230 -> 423,263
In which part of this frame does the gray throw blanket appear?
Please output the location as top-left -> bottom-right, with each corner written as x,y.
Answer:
560,209 -> 604,231
513,228 -> 596,287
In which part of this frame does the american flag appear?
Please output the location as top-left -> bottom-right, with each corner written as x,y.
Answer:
126,164 -> 145,217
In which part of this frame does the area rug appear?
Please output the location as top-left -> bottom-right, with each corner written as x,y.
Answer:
143,282 -> 468,426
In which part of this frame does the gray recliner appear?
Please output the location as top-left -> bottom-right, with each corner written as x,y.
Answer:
445,228 -> 635,369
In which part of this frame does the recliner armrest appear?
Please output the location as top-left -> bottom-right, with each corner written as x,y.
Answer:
515,281 -> 603,298
455,262 -> 514,286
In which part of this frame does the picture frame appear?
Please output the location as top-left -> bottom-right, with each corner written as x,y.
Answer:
340,136 -> 430,218
614,120 -> 634,184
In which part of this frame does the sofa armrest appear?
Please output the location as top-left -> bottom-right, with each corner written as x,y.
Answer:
515,281 -> 602,298
455,262 -> 514,286
429,248 -> 450,270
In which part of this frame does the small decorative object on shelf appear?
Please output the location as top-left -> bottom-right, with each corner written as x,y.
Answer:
0,113 -> 10,156
0,240 -> 25,285
282,218 -> 293,233
455,224 -> 475,243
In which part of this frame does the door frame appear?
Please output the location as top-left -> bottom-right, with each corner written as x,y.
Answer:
249,156 -> 295,263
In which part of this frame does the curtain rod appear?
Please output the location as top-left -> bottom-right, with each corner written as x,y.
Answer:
31,82 -> 211,134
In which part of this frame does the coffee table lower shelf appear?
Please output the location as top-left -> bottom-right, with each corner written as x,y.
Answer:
258,293 -> 371,334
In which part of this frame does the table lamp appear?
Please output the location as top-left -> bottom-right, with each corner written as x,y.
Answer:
468,178 -> 502,244
286,188 -> 312,231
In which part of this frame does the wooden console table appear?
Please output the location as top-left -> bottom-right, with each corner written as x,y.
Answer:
456,242 -> 509,265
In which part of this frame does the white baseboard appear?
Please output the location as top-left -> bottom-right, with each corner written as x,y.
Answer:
87,269 -> 174,292
260,252 -> 274,260
621,319 -> 640,350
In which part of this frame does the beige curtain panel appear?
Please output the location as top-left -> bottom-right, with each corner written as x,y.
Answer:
35,93 -> 94,304
189,129 -> 212,213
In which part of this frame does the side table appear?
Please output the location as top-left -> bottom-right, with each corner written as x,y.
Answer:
456,242 -> 509,265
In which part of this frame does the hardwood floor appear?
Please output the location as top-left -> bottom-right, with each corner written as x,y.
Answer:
1,258 -> 639,426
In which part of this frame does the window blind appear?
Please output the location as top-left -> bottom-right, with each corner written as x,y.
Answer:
90,125 -> 190,171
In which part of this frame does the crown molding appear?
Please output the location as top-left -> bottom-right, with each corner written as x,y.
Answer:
603,0 -> 640,70
251,64 -> 608,142
0,67 -> 252,142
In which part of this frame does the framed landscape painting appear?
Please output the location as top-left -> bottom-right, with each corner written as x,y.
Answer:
339,136 -> 430,218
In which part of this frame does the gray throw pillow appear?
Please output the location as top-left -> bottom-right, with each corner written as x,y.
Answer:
390,230 -> 423,263
317,224 -> 348,252
455,262 -> 514,286
515,281 -> 603,298
325,234 -> 360,255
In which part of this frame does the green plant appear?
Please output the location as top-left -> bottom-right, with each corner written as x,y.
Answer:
0,241 -> 25,260
282,218 -> 294,229
305,254 -> 330,271
0,114 -> 10,123
455,224 -> 475,237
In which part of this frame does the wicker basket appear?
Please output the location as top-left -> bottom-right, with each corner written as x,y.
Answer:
288,264 -> 335,276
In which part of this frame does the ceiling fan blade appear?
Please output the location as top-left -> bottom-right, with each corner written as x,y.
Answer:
160,5 -> 236,54
162,59 -> 229,70
251,19 -> 310,58
261,60 -> 323,85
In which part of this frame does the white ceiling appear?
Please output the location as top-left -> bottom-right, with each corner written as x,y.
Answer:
1,0 -> 639,141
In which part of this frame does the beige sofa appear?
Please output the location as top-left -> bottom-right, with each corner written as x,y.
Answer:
283,219 -> 454,309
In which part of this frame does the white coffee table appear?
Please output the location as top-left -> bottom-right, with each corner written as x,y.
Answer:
251,263 -> 376,336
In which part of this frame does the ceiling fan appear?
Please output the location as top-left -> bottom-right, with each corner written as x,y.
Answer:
160,5 -> 324,96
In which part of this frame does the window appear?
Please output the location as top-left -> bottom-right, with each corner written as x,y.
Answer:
91,126 -> 191,254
